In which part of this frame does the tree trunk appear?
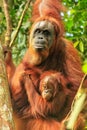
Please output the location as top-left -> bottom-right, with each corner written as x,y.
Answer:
0,43 -> 14,130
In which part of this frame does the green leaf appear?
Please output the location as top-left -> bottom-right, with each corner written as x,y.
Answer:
82,64 -> 87,74
74,41 -> 79,48
79,41 -> 84,53
22,22 -> 31,30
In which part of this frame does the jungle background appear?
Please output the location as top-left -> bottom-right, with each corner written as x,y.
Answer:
0,0 -> 87,129
0,0 -> 87,74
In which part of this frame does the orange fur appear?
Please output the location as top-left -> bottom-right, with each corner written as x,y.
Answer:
4,0 -> 85,130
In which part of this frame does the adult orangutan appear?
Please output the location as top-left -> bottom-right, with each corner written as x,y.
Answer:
4,0 -> 86,130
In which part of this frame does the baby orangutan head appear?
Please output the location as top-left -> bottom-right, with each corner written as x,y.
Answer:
40,75 -> 60,101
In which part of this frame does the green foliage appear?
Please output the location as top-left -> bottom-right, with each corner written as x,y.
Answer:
10,0 -> 32,64
62,0 -> 87,73
0,5 -> 6,42
0,8 -> 6,34
0,0 -> 32,64
82,64 -> 87,74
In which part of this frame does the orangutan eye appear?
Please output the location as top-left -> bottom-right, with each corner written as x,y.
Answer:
43,30 -> 50,36
34,29 -> 41,34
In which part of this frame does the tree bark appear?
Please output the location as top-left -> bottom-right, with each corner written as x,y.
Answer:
0,43 -> 14,130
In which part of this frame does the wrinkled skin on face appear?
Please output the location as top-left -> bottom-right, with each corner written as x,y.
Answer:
30,20 -> 55,50
28,20 -> 55,65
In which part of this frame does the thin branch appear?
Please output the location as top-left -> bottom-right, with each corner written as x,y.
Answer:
66,92 -> 86,130
64,74 -> 87,130
9,0 -> 32,48
3,0 -> 12,46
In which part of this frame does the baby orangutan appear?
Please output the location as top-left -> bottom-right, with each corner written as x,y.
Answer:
40,72 -> 63,101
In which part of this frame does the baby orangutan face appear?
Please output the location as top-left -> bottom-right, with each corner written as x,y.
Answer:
40,75 -> 59,101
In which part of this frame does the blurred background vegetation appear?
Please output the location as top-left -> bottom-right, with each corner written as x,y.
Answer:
0,0 -> 87,73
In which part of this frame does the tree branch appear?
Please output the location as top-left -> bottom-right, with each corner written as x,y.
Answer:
0,43 -> 15,130
64,74 -> 87,130
9,0 -> 32,47
3,0 -> 12,46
